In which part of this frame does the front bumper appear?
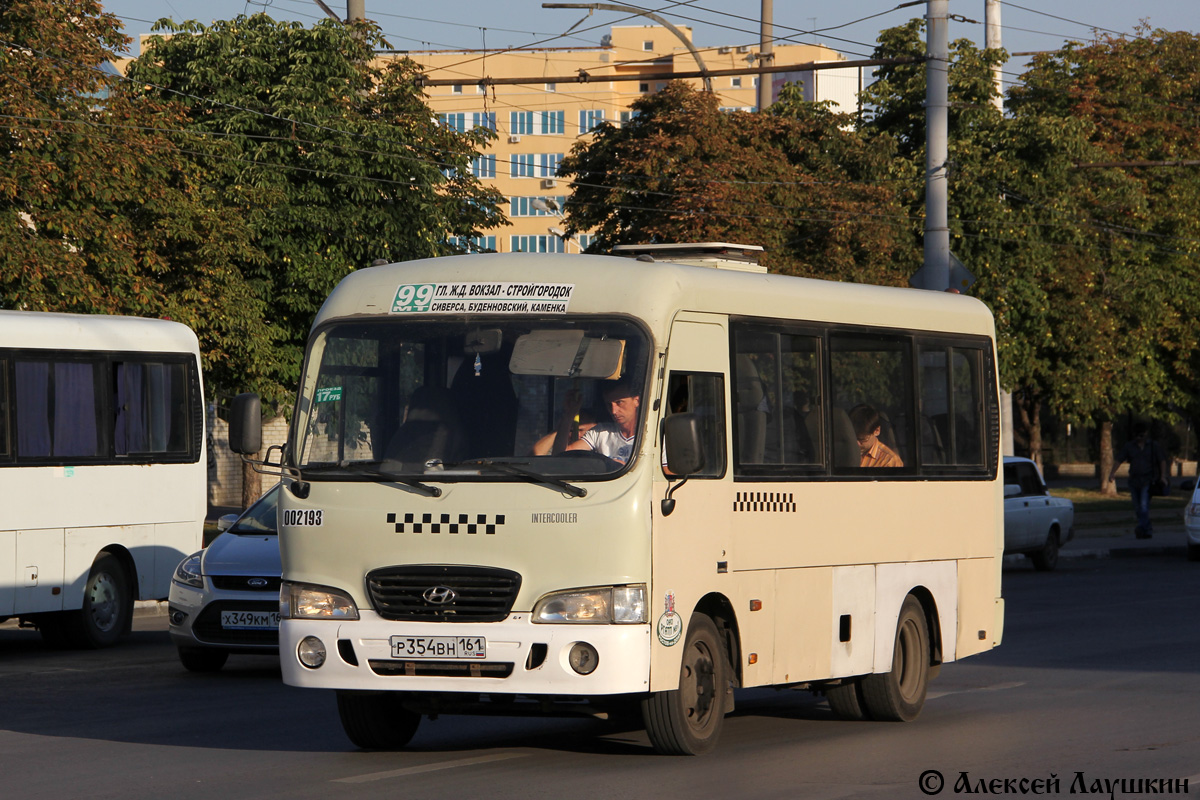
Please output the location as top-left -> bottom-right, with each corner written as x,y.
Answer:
280,610 -> 652,696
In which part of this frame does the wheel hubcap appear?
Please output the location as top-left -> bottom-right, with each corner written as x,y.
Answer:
682,640 -> 717,729
88,573 -> 120,633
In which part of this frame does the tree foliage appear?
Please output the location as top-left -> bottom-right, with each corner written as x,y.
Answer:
124,14 -> 505,395
0,0 -> 281,399
557,81 -> 913,284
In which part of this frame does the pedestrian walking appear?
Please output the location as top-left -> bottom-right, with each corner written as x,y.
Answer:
1107,423 -> 1169,539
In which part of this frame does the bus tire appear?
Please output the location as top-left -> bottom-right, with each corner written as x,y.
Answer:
640,613 -> 728,755
336,690 -> 421,750
825,679 -> 870,721
178,646 -> 229,673
861,595 -> 930,722
61,554 -> 130,649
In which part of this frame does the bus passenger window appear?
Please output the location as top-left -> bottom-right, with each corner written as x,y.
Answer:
829,333 -> 914,473
919,345 -> 985,467
664,372 -> 725,477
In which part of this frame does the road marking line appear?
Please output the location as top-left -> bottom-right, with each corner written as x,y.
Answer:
927,681 -> 1025,700
333,751 -> 529,783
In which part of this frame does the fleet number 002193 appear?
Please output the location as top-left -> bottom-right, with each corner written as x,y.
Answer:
389,635 -> 487,659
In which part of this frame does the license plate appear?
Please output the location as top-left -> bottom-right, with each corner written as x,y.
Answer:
389,635 -> 487,659
220,610 -> 280,630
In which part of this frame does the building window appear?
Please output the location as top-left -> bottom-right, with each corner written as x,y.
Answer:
510,196 -> 566,217
639,82 -> 649,93
437,113 -> 466,132
472,112 -> 496,131
619,110 -> 640,126
510,154 -> 537,178
576,233 -> 593,251
510,111 -> 534,136
579,109 -> 605,133
511,235 -> 565,253
538,153 -> 563,177
452,84 -> 463,94
643,40 -> 653,51
546,83 -> 557,92
448,236 -> 496,253
471,154 -> 496,179
539,110 -> 565,135
731,77 -> 742,88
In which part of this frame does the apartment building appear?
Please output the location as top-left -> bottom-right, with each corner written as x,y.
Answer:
397,25 -> 857,253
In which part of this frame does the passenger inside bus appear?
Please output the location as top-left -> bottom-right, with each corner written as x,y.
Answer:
849,403 -> 904,468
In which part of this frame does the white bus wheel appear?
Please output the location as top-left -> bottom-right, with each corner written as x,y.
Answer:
861,595 -> 930,722
641,613 -> 728,755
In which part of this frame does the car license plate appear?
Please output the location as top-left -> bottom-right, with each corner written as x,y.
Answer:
220,610 -> 280,630
389,635 -> 486,659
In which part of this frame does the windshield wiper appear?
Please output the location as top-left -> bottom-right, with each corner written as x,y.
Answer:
454,459 -> 587,498
306,463 -> 442,497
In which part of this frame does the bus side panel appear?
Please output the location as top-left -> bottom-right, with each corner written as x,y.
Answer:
152,521 -> 199,600
64,526 -> 148,607
828,565 -> 874,679
13,529 -> 66,614
0,531 -> 13,616
874,561 -> 958,672
771,567 -> 834,685
956,557 -> 1001,658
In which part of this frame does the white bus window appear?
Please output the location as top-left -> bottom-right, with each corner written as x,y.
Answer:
829,333 -> 914,473
919,344 -> 985,467
664,372 -> 726,478
16,360 -> 101,459
732,325 -> 825,474
115,361 -> 190,455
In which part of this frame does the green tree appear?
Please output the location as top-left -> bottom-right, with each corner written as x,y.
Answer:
557,80 -> 911,284
0,0 -> 282,400
124,14 -> 506,392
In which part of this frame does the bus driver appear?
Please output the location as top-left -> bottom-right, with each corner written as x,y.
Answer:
564,381 -> 640,464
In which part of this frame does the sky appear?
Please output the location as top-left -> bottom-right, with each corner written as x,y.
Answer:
101,0 -> 1197,89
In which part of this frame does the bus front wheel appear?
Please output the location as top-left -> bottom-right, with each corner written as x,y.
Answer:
337,691 -> 421,750
641,613 -> 729,755
861,595 -> 930,722
51,554 -> 130,649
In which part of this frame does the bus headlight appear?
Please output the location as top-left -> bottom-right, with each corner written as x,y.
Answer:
282,581 -> 360,620
173,553 -> 204,589
532,584 -> 647,624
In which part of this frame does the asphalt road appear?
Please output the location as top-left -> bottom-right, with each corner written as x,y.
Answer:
3,554 -> 1199,800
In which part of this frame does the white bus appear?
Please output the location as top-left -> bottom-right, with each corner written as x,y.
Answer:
232,244 -> 1003,755
1,311 -> 206,648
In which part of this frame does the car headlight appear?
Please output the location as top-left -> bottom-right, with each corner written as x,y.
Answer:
281,581 -> 359,620
173,553 -> 204,589
532,584 -> 647,624
1187,503 -> 1200,519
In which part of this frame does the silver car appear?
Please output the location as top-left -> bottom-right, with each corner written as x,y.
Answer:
168,485 -> 282,672
1003,456 -> 1075,571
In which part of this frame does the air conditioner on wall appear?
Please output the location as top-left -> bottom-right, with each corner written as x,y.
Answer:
541,179 -> 556,189
508,134 -> 521,143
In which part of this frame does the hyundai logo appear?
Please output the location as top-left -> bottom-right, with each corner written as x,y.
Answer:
422,586 -> 458,605
247,578 -> 269,588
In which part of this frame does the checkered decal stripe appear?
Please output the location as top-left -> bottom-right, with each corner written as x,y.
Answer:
386,512 -> 506,534
733,491 -> 796,513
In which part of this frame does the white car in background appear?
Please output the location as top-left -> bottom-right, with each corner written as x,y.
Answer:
168,485 -> 282,671
1183,482 -> 1200,561
1004,456 -> 1075,571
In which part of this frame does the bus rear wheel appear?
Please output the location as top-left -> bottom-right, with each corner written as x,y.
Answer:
337,690 -> 421,750
641,613 -> 729,755
825,679 -> 869,721
861,595 -> 930,722
54,554 -> 130,649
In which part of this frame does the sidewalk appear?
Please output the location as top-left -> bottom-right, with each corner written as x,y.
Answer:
1014,504 -> 1192,565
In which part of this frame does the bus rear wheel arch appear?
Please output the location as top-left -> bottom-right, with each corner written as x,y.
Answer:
39,552 -> 133,649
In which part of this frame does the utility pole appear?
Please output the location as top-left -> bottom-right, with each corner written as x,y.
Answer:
986,0 -> 1014,457
758,0 -> 774,111
347,0 -> 365,22
922,0 -> 950,291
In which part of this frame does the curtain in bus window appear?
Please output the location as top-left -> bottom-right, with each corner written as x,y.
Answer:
116,362 -> 189,455
0,361 -> 9,457
53,362 -> 99,457
15,361 -> 51,457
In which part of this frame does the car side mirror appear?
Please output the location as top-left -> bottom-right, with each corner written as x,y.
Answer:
228,393 -> 263,455
1004,484 -> 1021,497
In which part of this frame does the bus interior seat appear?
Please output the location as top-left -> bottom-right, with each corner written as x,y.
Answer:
831,406 -> 859,468
385,386 -> 468,466
736,354 -> 767,464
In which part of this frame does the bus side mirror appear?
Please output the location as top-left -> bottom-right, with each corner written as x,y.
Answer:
228,393 -> 263,455
661,413 -> 704,517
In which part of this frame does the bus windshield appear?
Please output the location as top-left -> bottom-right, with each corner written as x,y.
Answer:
293,317 -> 649,479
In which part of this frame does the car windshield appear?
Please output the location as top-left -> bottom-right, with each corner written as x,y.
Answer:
229,485 -> 279,535
292,318 -> 649,480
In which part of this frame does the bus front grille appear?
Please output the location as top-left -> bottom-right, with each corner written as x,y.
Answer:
368,660 -> 515,678
365,565 -> 521,622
